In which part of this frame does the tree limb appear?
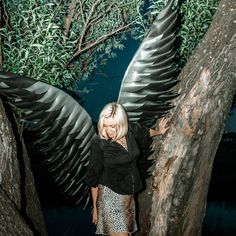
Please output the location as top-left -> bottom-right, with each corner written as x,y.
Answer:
78,0 -> 86,24
63,1 -> 78,45
66,22 -> 131,66
77,0 -> 102,52
66,0 -> 138,65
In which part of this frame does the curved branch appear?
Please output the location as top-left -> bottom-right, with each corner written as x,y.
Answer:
66,22 -> 132,65
66,0 -> 138,65
79,0 -> 86,24
77,0 -> 102,52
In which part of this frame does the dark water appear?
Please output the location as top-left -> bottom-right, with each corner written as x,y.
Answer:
201,130 -> 236,236
202,202 -> 236,236
43,207 -> 96,236
43,202 -> 236,236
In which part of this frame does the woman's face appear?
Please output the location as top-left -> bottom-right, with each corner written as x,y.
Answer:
103,117 -> 117,139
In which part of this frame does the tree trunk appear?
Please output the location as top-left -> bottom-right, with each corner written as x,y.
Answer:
0,0 -> 2,70
0,3 -> 48,235
0,100 -> 48,235
138,0 -> 236,235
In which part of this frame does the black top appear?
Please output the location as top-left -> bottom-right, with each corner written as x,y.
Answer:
85,122 -> 151,195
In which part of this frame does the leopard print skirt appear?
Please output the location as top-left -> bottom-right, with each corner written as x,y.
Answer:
96,185 -> 137,235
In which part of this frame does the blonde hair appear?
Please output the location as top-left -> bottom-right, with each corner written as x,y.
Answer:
97,102 -> 128,140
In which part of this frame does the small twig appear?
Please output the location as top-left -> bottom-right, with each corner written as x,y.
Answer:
80,49 -> 97,73
89,2 -> 115,26
78,0 -> 86,24
77,0 -> 102,52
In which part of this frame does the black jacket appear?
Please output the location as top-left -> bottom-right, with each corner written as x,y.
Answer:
85,122 -> 151,195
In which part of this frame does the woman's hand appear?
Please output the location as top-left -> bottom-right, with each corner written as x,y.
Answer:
92,207 -> 98,225
149,117 -> 170,137
158,117 -> 169,135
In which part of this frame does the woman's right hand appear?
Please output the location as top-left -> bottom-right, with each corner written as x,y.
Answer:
92,207 -> 98,225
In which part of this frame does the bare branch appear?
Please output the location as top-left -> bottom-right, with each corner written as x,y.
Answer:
77,0 -> 102,52
81,2 -> 116,45
80,49 -> 97,73
2,0 -> 12,31
66,22 -> 132,65
78,0 -> 86,24
66,0 -> 137,65
89,2 -> 115,26
63,1 -> 78,45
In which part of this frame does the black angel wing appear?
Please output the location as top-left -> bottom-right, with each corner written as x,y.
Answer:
117,0 -> 178,126
0,71 -> 96,206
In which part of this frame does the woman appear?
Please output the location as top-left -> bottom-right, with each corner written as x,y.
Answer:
86,102 -> 168,236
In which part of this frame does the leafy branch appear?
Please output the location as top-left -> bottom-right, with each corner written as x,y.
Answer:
66,0 -> 134,65
0,0 -> 147,87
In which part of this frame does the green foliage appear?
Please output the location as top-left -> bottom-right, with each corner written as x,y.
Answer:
1,0 -> 220,88
149,0 -> 220,67
1,1 -> 74,87
178,0 -> 220,66
1,0 -> 147,88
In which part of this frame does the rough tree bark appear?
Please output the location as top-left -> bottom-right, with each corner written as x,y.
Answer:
0,2 -> 48,234
0,101 -> 48,235
138,0 -> 236,235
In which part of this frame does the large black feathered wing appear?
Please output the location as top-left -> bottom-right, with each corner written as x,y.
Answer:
0,71 -> 96,206
118,0 -> 179,179
117,0 -> 178,126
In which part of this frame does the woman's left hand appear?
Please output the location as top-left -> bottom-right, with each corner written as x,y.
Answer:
158,117 -> 170,135
149,117 -> 170,137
